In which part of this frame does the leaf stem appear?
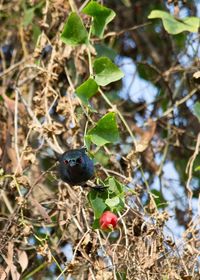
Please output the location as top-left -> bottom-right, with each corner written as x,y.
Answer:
87,23 -> 94,76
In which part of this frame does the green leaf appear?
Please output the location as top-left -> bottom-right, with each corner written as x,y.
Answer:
106,177 -> 124,194
95,43 -> 117,61
88,190 -> 107,218
150,189 -> 168,209
75,78 -> 98,105
23,7 -> 35,26
32,24 -> 41,44
84,135 -> 92,150
137,63 -> 157,82
87,112 -> 119,146
105,197 -> 120,208
105,177 -> 125,212
94,57 -> 124,86
87,176 -> 125,222
92,219 -> 100,229
195,165 -> 200,172
173,33 -> 187,50
82,1 -> 116,38
193,155 -> 200,172
116,272 -> 127,280
148,10 -> 200,34
193,101 -> 200,122
23,1 -> 44,27
61,12 -> 88,45
162,276 -> 169,280
93,149 -> 109,166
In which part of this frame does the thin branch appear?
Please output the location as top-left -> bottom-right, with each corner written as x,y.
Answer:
185,132 -> 200,212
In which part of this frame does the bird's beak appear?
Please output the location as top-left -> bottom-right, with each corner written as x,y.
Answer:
69,160 -> 76,167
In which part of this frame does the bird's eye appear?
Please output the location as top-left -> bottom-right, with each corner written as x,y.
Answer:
76,157 -> 82,164
63,160 -> 69,165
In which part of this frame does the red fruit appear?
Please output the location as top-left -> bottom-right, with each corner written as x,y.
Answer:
99,211 -> 118,231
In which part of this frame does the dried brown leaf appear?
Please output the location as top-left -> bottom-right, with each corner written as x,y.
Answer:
0,265 -> 7,280
136,119 -> 156,152
193,71 -> 200,79
30,197 -> 52,223
17,250 -> 28,272
3,243 -> 20,280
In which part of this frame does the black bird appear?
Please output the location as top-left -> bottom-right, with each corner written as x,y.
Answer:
58,148 -> 94,186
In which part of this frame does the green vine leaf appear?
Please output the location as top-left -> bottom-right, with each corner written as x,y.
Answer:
61,12 -> 88,45
86,112 -> 119,147
193,101 -> 200,122
75,78 -> 99,105
150,189 -> 168,209
105,197 -> 120,208
88,190 -> 107,219
93,57 -> 124,86
87,176 -> 125,222
148,10 -> 200,34
23,1 -> 44,27
82,1 -> 116,38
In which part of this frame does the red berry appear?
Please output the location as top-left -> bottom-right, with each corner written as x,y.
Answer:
99,211 -> 118,231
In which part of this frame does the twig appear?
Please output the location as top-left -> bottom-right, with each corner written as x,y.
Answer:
92,22 -> 151,41
0,190 -> 14,214
69,0 -> 78,13
160,87 -> 199,119
16,87 -> 63,153
185,132 -> 200,212
117,211 -> 129,249
0,57 -> 31,78
79,0 -> 91,11
56,229 -> 91,280
14,88 -> 22,174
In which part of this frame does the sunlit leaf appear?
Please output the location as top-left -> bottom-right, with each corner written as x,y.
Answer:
86,112 -> 119,146
32,24 -> 41,44
193,101 -> 200,122
82,1 -> 115,38
23,7 -> 35,26
94,57 -> 124,86
23,1 -> 44,27
106,177 -> 124,194
105,197 -> 120,208
61,12 -> 88,45
194,166 -> 200,172
75,78 -> 98,105
148,10 -> 200,34
88,190 -> 107,218
93,149 -> 109,166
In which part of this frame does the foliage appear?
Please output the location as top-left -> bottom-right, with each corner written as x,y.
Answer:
148,10 -> 199,34
75,78 -> 98,105
0,0 -> 199,279
61,12 -> 88,45
82,1 -> 116,38
85,112 -> 119,147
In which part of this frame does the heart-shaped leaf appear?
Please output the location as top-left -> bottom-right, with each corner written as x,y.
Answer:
75,78 -> 98,105
88,190 -> 107,218
148,10 -> 199,34
82,1 -> 115,38
61,12 -> 88,45
86,112 -> 119,146
94,57 -> 124,86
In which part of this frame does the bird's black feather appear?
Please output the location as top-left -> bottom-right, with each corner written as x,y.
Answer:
58,148 -> 94,186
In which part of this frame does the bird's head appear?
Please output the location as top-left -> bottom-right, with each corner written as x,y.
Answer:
59,148 -> 86,168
